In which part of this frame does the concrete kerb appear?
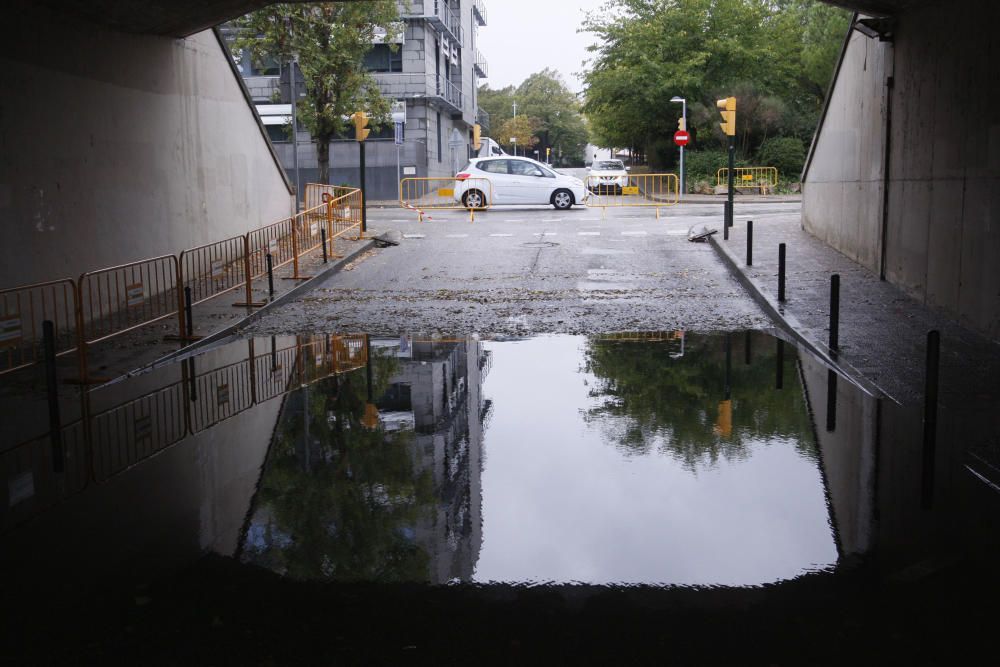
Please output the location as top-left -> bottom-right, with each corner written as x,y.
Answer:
131,238 -> 378,376
708,233 -> 889,403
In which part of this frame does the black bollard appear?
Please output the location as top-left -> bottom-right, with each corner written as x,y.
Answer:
723,212 -> 730,241
266,253 -> 275,297
778,243 -> 786,302
42,321 -> 63,473
829,274 -> 840,356
184,286 -> 194,340
746,220 -> 753,266
321,228 -> 328,264
922,330 -> 940,510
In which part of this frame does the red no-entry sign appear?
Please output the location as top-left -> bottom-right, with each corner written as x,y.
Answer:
674,130 -> 690,147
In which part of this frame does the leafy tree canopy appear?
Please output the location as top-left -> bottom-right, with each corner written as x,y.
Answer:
580,0 -> 849,172
233,2 -> 401,184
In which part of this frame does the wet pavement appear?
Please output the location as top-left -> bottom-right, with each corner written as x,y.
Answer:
242,204 -> 783,337
3,328 -> 1000,664
5,201 -> 1000,664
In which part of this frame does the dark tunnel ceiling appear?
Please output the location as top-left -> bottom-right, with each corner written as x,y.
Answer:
37,0 -> 931,37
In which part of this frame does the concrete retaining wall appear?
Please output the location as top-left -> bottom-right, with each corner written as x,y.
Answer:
0,8 -> 293,287
803,0 -> 1000,340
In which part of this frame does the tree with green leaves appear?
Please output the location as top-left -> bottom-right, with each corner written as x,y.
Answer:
497,115 -> 540,156
480,70 -> 589,166
233,2 -> 401,185
581,0 -> 849,176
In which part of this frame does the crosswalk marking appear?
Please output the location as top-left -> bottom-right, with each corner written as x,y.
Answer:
578,232 -> 601,236
445,234 -> 469,238
490,233 -> 514,237
666,230 -> 688,236
403,234 -> 426,239
533,232 -> 557,237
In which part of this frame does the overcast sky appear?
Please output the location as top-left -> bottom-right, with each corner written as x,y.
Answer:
477,0 -> 609,93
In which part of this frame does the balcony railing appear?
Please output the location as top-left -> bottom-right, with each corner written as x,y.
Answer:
473,49 -> 488,78
402,1 -> 464,46
376,73 -> 465,114
473,0 -> 487,26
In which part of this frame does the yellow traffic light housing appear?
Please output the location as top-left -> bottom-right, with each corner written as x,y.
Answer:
351,111 -> 370,142
677,116 -> 686,132
716,97 -> 736,137
546,146 -> 551,160
473,124 -> 482,150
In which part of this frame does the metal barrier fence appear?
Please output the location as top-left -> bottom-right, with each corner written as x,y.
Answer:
399,177 -> 494,222
716,167 -> 779,193
0,279 -> 78,376
1,421 -> 89,533
1,186 -> 362,382
90,379 -> 188,482
585,173 -> 679,218
179,235 -> 248,307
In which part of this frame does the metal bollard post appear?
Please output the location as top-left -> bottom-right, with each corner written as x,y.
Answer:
746,220 -> 753,266
922,330 -> 940,509
42,320 -> 64,473
829,274 -> 840,356
778,243 -> 787,302
723,210 -> 730,241
184,287 -> 194,340
266,253 -> 275,297
321,228 -> 328,264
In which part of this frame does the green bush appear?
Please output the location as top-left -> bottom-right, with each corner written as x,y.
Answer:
682,149 -> 749,191
757,137 -> 806,182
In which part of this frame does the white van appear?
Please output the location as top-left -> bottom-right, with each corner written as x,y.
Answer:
477,137 -> 507,158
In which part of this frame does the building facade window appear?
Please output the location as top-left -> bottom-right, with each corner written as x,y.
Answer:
363,44 -> 402,73
437,112 -> 442,163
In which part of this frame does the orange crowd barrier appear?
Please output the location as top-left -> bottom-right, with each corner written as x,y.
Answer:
0,279 -> 78,377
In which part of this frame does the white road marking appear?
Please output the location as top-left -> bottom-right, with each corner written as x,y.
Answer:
533,232 -> 558,237
403,234 -> 426,239
490,233 -> 514,237
446,234 -> 469,238
504,219 -> 526,222
622,231 -> 648,236
578,232 -> 601,236
541,219 -> 563,222
666,230 -> 689,236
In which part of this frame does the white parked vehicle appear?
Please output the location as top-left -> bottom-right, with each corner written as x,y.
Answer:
587,159 -> 630,194
453,156 -> 588,210
476,137 -> 507,158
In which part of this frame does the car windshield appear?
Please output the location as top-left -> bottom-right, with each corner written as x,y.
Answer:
593,161 -> 625,171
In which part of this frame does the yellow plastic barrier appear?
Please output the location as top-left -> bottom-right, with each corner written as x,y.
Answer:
399,177 -> 494,222
716,167 -> 779,194
585,173 -> 679,219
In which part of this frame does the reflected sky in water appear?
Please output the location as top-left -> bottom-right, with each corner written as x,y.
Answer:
475,335 -> 837,586
241,331 -> 838,588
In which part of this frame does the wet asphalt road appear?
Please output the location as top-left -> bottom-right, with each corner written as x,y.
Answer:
245,201 -> 801,337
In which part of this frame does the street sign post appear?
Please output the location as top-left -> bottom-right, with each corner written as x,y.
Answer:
394,121 -> 404,185
673,131 -> 690,146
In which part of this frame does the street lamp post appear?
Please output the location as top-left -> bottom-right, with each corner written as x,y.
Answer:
670,96 -> 686,200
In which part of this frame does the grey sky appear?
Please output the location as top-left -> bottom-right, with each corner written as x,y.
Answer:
477,0 -> 609,93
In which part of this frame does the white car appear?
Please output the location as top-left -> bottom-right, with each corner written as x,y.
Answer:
453,157 -> 588,210
588,159 -> 630,194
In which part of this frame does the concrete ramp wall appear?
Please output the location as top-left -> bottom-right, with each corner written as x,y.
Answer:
0,8 -> 293,287
803,0 -> 1000,340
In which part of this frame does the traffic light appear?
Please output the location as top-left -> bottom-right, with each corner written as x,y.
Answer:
677,116 -> 686,132
546,146 -> 551,161
351,111 -> 370,142
473,124 -> 482,150
716,97 -> 736,137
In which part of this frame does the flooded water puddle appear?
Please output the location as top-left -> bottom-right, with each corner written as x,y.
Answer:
4,329 -> 999,601
240,332 -> 835,587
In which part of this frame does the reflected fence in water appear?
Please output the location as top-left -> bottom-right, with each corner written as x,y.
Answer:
1,334 -> 369,531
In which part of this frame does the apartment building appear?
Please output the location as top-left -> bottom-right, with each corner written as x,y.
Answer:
224,0 -> 489,201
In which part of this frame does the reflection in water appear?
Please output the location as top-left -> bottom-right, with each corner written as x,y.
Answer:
240,331 -> 837,587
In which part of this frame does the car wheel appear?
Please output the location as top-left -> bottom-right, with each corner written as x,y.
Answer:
552,189 -> 574,210
462,189 -> 486,210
